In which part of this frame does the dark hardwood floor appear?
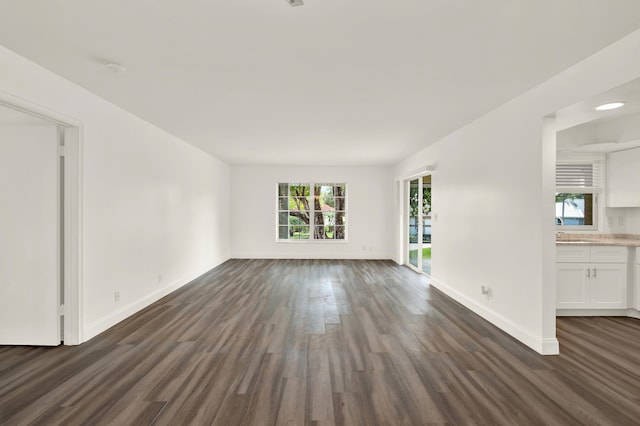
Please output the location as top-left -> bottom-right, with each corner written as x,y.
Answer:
1,259 -> 639,425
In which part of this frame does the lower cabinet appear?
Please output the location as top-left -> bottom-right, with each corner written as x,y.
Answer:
556,262 -> 627,309
637,265 -> 640,310
556,263 -> 588,309
589,263 -> 627,309
556,246 -> 628,310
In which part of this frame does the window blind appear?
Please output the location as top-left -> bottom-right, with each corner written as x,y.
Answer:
556,162 -> 603,189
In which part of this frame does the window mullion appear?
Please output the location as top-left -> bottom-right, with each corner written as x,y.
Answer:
288,184 -> 292,239
310,183 -> 315,239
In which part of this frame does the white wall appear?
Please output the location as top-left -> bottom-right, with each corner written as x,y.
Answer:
393,28 -> 640,355
230,165 -> 394,259
0,45 -> 231,342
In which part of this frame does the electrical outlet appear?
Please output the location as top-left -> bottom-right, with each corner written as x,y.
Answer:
481,286 -> 491,298
114,291 -> 120,303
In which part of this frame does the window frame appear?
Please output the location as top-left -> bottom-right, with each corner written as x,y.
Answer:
555,160 -> 602,231
555,192 -> 598,230
276,182 -> 348,243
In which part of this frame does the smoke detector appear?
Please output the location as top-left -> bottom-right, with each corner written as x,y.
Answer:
287,0 -> 303,6
105,62 -> 127,75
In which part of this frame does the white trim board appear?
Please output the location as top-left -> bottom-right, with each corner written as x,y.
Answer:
429,276 -> 560,355
557,308 -> 640,319
230,253 -> 395,260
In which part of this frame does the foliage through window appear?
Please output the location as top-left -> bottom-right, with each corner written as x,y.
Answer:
278,183 -> 346,240
555,193 -> 594,226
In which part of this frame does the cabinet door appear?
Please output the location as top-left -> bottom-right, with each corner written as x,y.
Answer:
590,263 -> 627,309
556,263 -> 589,309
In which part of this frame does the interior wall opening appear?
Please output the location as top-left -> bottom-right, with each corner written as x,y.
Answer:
406,174 -> 432,276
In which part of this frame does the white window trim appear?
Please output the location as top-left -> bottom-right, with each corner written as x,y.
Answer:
555,160 -> 603,231
275,182 -> 348,243
555,192 -> 598,231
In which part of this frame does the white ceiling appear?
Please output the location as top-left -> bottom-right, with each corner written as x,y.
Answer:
557,78 -> 640,153
1,1 -> 640,165
555,78 -> 640,132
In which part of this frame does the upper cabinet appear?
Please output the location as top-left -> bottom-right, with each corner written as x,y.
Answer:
607,146 -> 640,207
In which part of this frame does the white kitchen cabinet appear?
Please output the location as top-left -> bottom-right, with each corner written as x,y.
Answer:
590,246 -> 628,263
556,245 -> 590,263
556,246 -> 627,309
606,148 -> 640,207
556,263 -> 589,309
636,264 -> 640,310
589,263 -> 627,309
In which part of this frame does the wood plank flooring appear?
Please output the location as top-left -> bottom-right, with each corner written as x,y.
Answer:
1,259 -> 640,425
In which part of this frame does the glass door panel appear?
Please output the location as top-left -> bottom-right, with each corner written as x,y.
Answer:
422,175 -> 432,275
408,179 -> 419,268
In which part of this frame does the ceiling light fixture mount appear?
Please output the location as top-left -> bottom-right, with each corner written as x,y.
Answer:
287,0 -> 304,6
594,101 -> 625,111
105,62 -> 127,75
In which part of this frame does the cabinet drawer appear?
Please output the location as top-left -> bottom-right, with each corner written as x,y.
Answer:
556,246 -> 590,263
590,246 -> 627,263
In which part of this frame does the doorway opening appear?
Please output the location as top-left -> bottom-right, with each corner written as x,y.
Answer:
407,174 -> 432,275
0,97 -> 82,346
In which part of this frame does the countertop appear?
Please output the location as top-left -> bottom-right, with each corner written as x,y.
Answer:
556,233 -> 640,247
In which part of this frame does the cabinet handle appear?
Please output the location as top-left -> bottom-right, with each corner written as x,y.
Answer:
586,268 -> 590,278
593,267 -> 596,278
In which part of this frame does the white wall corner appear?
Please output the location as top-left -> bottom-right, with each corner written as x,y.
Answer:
82,261 -> 227,342
626,308 -> 640,320
429,276 -> 555,356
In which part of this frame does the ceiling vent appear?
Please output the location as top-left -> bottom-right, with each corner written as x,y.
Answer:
287,0 -> 304,6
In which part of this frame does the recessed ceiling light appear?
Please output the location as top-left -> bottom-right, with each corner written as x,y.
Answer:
287,0 -> 304,6
105,62 -> 127,75
594,102 -> 625,111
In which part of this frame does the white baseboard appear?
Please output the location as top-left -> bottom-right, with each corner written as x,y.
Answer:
231,252 -> 394,260
541,338 -> 560,355
429,276 -> 559,355
82,260 -> 228,342
557,308 -> 640,319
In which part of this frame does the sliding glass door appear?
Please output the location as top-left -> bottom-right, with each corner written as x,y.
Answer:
407,175 -> 432,275
408,179 -> 419,268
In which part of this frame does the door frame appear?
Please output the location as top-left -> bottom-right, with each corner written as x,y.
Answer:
407,177 -> 423,273
401,170 -> 433,275
0,91 -> 83,345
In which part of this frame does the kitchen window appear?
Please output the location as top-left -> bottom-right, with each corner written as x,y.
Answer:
556,162 -> 602,230
277,183 -> 347,241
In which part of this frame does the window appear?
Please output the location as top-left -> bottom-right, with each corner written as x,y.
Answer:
277,183 -> 346,241
556,193 -> 594,226
555,162 -> 602,229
